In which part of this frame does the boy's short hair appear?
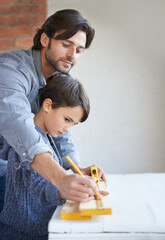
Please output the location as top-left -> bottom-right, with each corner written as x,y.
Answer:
39,73 -> 90,122
33,9 -> 95,50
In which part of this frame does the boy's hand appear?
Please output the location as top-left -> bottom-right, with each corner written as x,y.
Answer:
76,164 -> 107,185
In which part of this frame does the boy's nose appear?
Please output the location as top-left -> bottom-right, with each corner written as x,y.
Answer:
64,126 -> 70,132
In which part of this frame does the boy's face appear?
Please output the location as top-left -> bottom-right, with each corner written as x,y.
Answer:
41,30 -> 86,75
43,103 -> 84,137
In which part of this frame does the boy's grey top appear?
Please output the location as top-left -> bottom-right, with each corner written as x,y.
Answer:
0,125 -> 65,236
0,48 -> 80,176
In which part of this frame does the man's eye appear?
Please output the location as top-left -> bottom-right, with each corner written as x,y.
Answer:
76,49 -> 83,54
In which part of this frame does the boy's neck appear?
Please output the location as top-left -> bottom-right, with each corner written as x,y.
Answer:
34,110 -> 47,134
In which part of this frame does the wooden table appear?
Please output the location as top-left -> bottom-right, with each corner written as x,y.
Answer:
48,173 -> 165,240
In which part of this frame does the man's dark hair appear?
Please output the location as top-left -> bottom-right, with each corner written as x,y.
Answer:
39,73 -> 90,123
33,9 -> 95,50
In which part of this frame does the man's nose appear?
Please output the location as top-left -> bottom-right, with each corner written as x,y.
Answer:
67,48 -> 76,60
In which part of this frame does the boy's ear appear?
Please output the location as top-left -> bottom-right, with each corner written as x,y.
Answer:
40,33 -> 49,48
43,98 -> 52,112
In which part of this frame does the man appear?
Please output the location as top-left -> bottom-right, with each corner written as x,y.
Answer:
0,9 -> 106,211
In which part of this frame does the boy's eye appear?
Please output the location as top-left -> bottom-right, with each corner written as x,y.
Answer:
62,43 -> 69,48
65,118 -> 70,122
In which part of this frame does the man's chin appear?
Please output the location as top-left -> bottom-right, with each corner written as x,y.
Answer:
61,67 -> 71,74
57,64 -> 73,73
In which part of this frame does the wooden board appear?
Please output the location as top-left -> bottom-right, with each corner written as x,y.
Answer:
79,195 -> 111,216
60,200 -> 92,220
60,181 -> 111,220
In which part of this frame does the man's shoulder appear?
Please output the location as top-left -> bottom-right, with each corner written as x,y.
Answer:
0,48 -> 43,87
0,48 -> 33,66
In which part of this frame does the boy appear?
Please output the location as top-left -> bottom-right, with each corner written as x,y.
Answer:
0,74 -> 105,240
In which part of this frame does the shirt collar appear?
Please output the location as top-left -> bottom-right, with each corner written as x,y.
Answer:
32,48 -> 46,89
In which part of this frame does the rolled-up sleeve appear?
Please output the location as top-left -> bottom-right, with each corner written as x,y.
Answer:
0,62 -> 52,169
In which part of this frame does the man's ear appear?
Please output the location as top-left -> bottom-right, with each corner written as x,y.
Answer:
42,98 -> 52,112
40,33 -> 49,48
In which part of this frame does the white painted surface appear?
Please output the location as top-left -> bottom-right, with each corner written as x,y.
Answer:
48,173 -> 165,239
49,233 -> 165,240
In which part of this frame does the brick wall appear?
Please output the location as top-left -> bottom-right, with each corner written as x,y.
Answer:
0,0 -> 47,52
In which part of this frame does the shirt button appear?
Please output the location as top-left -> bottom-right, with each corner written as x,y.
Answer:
23,152 -> 26,156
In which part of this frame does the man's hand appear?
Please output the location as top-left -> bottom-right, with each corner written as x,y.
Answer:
72,164 -> 109,197
58,174 -> 99,202
31,153 -> 109,202
31,152 -> 100,202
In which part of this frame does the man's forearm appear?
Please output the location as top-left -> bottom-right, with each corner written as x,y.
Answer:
31,152 -> 67,188
30,152 -> 104,202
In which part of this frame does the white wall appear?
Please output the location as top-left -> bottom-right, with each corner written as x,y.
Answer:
47,0 -> 165,173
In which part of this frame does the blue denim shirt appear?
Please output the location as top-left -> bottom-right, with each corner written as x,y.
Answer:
0,48 -> 80,176
0,125 -> 66,236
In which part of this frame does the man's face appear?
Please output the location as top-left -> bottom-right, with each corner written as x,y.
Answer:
44,30 -> 86,74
